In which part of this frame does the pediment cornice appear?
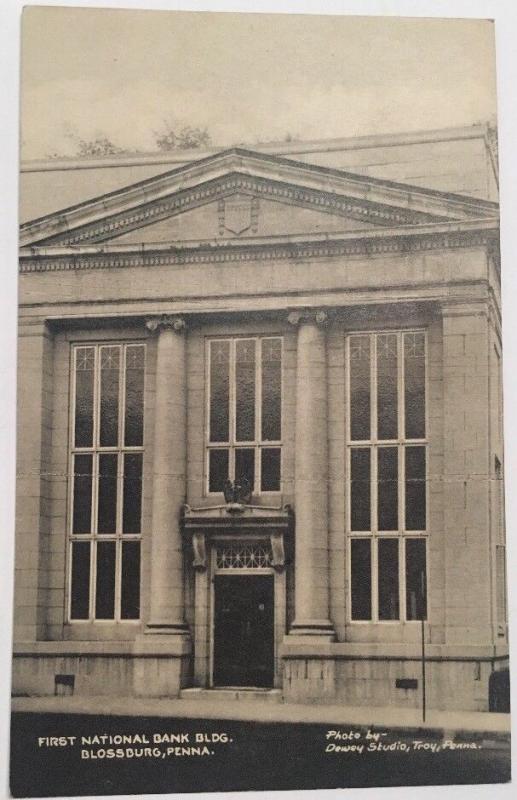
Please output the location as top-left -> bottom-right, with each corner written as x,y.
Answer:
20,148 -> 499,248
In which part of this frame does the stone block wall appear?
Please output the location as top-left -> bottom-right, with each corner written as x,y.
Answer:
15,321 -> 54,642
442,302 -> 493,645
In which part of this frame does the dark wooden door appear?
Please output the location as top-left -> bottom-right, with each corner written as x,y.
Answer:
213,574 -> 274,687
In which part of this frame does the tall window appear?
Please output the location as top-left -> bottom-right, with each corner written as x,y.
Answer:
347,331 -> 427,622
69,343 -> 145,621
207,337 -> 282,494
494,457 -> 507,629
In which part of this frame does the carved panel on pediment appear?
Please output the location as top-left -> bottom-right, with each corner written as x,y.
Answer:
219,193 -> 259,236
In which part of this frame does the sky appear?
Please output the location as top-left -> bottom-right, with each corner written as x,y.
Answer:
20,6 -> 498,160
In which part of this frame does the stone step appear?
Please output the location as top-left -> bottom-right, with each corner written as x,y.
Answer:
179,687 -> 283,703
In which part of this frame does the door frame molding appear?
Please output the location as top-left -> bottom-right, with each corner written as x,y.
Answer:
210,567 -> 276,688
209,536 -> 286,688
192,533 -> 286,689
182,503 -> 292,690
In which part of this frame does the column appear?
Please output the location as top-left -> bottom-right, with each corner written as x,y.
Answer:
145,314 -> 189,636
288,310 -> 334,640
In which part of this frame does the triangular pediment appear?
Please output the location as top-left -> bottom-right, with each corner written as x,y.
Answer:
20,148 -> 499,248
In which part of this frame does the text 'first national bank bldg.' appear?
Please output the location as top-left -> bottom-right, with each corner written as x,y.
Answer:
13,125 -> 507,711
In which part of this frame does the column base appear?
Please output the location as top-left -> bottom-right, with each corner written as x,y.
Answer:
288,619 -> 336,642
283,657 -> 336,703
133,631 -> 192,698
144,622 -> 190,637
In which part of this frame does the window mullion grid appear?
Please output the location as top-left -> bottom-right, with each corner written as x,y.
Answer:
69,342 -> 146,623
347,329 -> 430,625
89,345 -> 99,454
229,339 -> 236,482
114,345 -> 125,621
91,346 -> 101,620
66,540 -> 74,624
400,536 -> 407,623
278,336 -> 284,448
230,442 -> 237,483
371,533 -> 379,623
425,438 -> 429,533
371,333 -> 377,444
89,524 -> 97,622
371,334 -> 378,622
398,443 -> 406,620
204,339 -> 211,474
91,347 -> 100,621
257,447 -> 262,494
398,340 -> 405,621
71,346 -> 78,452
257,338 -> 263,491
68,349 -> 83,622
92,451 -> 99,541
424,332 -> 429,444
206,338 -> 232,493
205,341 -> 215,494
68,349 -> 78,622
120,344 -> 127,448
371,446 -> 378,538
345,336 -> 351,443
114,538 -> 122,623
397,333 -> 405,620
207,336 -> 283,495
398,331 -> 405,442
346,446 -> 351,533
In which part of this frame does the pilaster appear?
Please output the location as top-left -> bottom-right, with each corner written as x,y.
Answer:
441,300 -> 492,645
15,320 -> 54,642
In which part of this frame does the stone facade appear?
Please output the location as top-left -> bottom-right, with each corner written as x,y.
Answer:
13,127 -> 507,711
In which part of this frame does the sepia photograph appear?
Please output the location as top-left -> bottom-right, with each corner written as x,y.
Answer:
4,1 -> 514,796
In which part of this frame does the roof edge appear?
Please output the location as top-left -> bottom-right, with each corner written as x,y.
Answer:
20,145 -> 499,240
20,123 -> 492,174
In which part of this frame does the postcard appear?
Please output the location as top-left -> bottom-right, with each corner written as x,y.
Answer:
9,4 -> 511,796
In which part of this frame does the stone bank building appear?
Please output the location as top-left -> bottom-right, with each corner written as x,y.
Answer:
13,125 -> 507,710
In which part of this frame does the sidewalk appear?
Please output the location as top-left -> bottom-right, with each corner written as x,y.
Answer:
11,694 -> 511,739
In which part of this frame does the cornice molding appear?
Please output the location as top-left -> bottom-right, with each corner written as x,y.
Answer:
440,298 -> 490,318
19,224 -> 500,275
485,125 -> 499,189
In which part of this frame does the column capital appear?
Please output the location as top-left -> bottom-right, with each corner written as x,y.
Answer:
440,299 -> 488,320
287,309 -> 328,327
145,314 -> 187,334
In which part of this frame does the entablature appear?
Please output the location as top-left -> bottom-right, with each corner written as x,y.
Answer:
19,217 -> 499,274
181,502 -> 293,532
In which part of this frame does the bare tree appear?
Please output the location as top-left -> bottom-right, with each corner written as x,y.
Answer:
46,122 -> 212,159
154,122 -> 211,151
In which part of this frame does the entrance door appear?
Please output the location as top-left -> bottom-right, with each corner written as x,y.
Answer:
213,574 -> 274,687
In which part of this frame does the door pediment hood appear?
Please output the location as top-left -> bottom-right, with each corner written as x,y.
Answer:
20,148 -> 499,248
